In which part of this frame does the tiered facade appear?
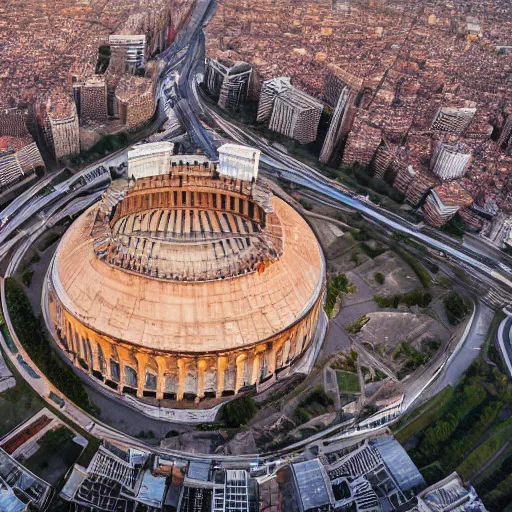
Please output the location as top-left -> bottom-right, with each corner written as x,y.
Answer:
46,155 -> 325,404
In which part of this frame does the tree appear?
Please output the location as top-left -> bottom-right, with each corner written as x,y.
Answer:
375,272 -> 385,285
443,292 -> 470,325
221,396 -> 258,428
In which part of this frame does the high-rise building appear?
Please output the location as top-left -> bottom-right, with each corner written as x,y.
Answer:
422,182 -> 473,226
498,116 -> 512,154
393,164 -> 416,194
256,77 -> 291,123
0,136 -> 44,191
217,144 -> 261,182
431,107 -> 476,135
205,58 -> 252,111
430,141 -> 471,181
75,76 -> 108,122
268,87 -> 323,145
342,122 -> 382,168
320,66 -> 363,164
38,94 -> 80,160
109,35 -> 146,74
128,141 -> 174,179
405,174 -> 438,207
482,212 -> 512,249
116,76 -> 155,129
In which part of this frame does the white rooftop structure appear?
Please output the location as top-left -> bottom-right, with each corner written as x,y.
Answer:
128,141 -> 175,179
217,144 -> 260,182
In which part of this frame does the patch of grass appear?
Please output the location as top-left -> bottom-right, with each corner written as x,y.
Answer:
411,382 -> 487,466
293,387 -> 333,424
350,228 -> 370,242
346,315 -> 369,334
394,246 -> 432,288
298,198 -> 313,211
440,214 -> 466,239
20,267 -> 34,287
393,342 -> 430,379
419,461 -> 445,486
325,274 -> 354,317
456,417 -> 512,481
332,350 -> 358,373
374,272 -> 385,285
439,401 -> 503,471
394,386 -> 455,444
360,243 -> 386,259
336,370 -> 360,393
374,288 -> 432,309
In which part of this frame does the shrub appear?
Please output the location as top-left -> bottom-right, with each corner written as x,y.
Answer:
350,228 -> 370,242
325,274 -> 353,317
221,396 -> 258,428
360,243 -> 385,259
374,272 -> 385,285
347,315 -> 369,334
443,292 -> 470,325
374,289 -> 432,309
20,268 -> 33,287
298,198 -> 313,211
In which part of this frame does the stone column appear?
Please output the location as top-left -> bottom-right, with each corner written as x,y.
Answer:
135,353 -> 149,398
155,356 -> 166,400
99,340 -> 113,381
267,346 -> 276,376
177,358 -> 186,401
216,356 -> 227,398
251,353 -> 261,385
197,360 -> 207,401
235,354 -> 247,393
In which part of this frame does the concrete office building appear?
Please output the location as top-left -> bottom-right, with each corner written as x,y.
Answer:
75,76 -> 108,122
430,141 -> 472,181
422,182 -> 473,226
205,58 -> 252,111
0,136 -> 45,191
217,144 -> 260,182
128,141 -> 175,179
342,121 -> 382,168
38,94 -> 80,160
269,87 -> 323,145
431,107 -> 476,135
256,77 -> 292,123
46,147 -> 325,404
115,75 -> 155,128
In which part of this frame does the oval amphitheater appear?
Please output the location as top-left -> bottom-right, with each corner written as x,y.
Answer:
46,143 -> 325,405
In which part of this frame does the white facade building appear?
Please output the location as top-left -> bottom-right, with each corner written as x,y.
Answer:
109,35 -> 146,73
256,77 -> 292,123
217,144 -> 260,182
430,141 -> 472,181
431,107 -> 476,135
128,142 -> 174,179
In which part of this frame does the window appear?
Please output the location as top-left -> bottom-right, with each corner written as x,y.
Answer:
125,366 -> 138,388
